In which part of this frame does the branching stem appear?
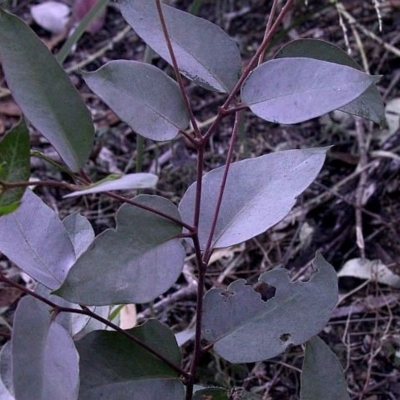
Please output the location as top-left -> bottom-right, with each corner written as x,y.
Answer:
4,2 -> 297,399
155,0 -> 201,141
0,179 -> 194,232
222,0 -> 295,111
0,272 -> 190,380
202,110 -> 243,264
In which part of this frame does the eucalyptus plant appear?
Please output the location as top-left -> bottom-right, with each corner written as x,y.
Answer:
0,1 -> 384,399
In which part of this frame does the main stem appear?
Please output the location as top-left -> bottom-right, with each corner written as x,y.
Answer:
153,1 -> 296,398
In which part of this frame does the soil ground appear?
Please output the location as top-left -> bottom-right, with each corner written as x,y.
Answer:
0,1 -> 400,399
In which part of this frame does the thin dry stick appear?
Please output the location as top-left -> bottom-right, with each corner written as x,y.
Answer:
221,0 -> 295,112
66,26 -> 132,73
337,2 -> 400,58
257,0 -> 280,65
355,117 -> 369,259
350,22 -> 370,74
284,159 -> 380,223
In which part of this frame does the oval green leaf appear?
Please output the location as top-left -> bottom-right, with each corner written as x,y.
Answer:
300,336 -> 350,400
274,39 -> 385,126
0,189 -> 76,289
179,147 -> 327,250
119,0 -> 241,93
83,61 -> 189,141
0,8 -> 94,171
76,319 -> 184,400
55,195 -> 185,305
0,119 -> 30,216
202,254 -> 338,363
12,297 -> 79,400
241,57 -> 378,124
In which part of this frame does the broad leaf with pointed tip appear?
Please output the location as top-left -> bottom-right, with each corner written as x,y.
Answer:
0,189 -> 76,289
0,119 -> 30,216
55,195 -> 185,305
241,57 -> 378,124
76,319 -> 184,400
64,172 -> 158,198
274,39 -> 385,126
84,61 -> 189,141
12,297 -> 79,400
119,0 -> 241,93
0,8 -> 94,171
202,254 -> 338,363
179,148 -> 327,250
300,336 -> 350,400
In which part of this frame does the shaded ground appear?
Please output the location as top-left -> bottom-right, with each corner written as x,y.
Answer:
0,1 -> 400,399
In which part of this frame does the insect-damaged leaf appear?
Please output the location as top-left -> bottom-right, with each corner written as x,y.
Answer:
0,189 -> 76,289
11,297 -> 79,400
76,319 -> 184,400
300,336 -> 350,400
202,254 -> 338,363
119,0 -> 241,93
241,57 -> 378,124
274,39 -> 385,126
55,195 -> 185,305
179,148 -> 327,250
83,61 -> 189,141
0,119 -> 30,216
0,8 -> 94,171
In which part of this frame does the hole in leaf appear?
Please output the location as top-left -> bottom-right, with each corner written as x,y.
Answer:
220,290 -> 234,299
253,281 -> 276,302
280,333 -> 291,342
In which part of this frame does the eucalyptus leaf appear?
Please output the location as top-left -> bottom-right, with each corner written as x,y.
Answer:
0,189 -> 76,289
0,119 -> 30,216
179,148 -> 327,249
63,212 -> 95,258
55,195 -> 185,305
12,297 -> 79,400
0,8 -> 94,171
300,336 -> 350,400
0,342 -> 14,399
34,283 -> 107,338
84,61 -> 189,141
274,39 -> 385,125
202,253 -> 338,363
241,57 -> 378,124
64,172 -> 158,198
119,0 -> 241,93
76,319 -> 184,400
